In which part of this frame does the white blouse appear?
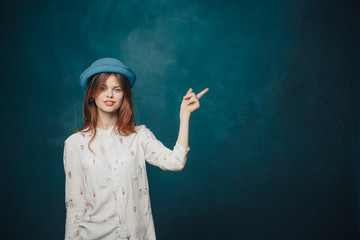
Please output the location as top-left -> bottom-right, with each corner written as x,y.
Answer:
63,124 -> 190,240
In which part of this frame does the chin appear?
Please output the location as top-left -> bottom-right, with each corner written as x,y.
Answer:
99,106 -> 120,114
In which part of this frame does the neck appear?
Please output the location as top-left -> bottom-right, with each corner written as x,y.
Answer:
96,109 -> 117,130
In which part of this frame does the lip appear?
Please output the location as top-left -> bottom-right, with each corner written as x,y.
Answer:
104,100 -> 115,106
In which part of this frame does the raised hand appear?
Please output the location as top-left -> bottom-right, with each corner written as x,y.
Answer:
180,88 -> 209,117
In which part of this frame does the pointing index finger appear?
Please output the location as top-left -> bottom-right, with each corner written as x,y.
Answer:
197,88 -> 209,99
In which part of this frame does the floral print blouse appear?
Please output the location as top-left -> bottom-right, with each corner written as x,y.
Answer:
63,124 -> 190,240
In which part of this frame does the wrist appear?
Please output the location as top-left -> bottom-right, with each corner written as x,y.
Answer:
180,111 -> 191,120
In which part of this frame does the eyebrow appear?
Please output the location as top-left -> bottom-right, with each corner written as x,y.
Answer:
102,84 -> 121,88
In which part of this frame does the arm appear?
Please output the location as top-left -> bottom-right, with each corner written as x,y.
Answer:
176,87 -> 209,150
63,140 -> 86,240
176,112 -> 190,151
142,125 -> 190,171
142,87 -> 209,171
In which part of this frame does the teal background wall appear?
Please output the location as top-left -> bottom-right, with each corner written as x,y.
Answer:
0,0 -> 359,239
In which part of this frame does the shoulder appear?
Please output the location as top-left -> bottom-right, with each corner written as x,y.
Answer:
134,124 -> 155,135
134,124 -> 155,138
134,124 -> 147,133
64,131 -> 89,147
134,124 -> 148,138
134,124 -> 157,142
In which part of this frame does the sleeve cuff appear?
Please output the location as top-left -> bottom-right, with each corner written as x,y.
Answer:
175,142 -> 190,152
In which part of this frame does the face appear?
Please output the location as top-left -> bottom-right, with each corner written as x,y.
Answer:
94,74 -> 124,115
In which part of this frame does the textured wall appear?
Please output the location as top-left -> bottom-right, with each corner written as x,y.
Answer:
0,0 -> 358,239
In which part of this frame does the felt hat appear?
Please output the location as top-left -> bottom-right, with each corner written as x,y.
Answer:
79,58 -> 136,89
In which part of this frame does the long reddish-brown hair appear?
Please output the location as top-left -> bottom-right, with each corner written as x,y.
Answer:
75,72 -> 137,153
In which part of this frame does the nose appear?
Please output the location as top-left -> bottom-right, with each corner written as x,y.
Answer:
106,88 -> 113,98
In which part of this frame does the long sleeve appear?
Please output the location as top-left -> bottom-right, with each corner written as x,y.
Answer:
140,125 -> 190,171
63,140 -> 86,240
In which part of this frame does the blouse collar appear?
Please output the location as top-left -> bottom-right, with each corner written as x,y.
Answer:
96,125 -> 116,135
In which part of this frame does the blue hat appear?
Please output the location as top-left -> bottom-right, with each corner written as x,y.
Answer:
79,58 -> 136,89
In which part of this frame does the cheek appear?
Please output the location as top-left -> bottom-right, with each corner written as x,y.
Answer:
115,95 -> 124,107
94,93 -> 104,105
94,97 -> 101,106
116,93 -> 124,102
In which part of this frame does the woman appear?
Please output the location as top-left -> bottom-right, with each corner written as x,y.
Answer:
63,57 -> 209,240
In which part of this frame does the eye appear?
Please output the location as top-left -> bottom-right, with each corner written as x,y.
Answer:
115,89 -> 122,92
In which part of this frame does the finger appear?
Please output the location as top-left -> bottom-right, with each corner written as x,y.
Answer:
182,89 -> 193,100
184,92 -> 195,98
197,88 -> 209,99
186,88 -> 192,95
183,92 -> 196,100
187,99 -> 199,105
187,101 -> 199,107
